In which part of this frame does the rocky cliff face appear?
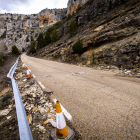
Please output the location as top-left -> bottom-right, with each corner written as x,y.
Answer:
0,8 -> 67,52
67,0 -> 89,15
34,0 -> 140,72
38,8 -> 67,27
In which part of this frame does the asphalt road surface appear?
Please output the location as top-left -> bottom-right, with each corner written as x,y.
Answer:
21,54 -> 140,139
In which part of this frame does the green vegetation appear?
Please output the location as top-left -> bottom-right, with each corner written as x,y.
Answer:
4,45 -> 8,50
29,12 -> 77,51
90,21 -> 93,28
0,53 -> 7,66
72,39 -> 83,54
0,93 -> 12,109
76,6 -> 82,12
0,31 -> 6,38
44,31 -> 51,46
26,36 -> 29,42
68,20 -> 77,37
108,0 -> 113,11
29,41 -> 36,54
51,29 -> 60,43
15,38 -> 17,42
22,48 -> 25,52
31,36 -> 34,41
35,33 -> 38,37
37,33 -> 44,49
66,14 -> 72,21
12,45 -> 20,55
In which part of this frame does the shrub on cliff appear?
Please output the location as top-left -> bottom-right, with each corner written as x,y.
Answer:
66,14 -> 72,21
22,48 -> 25,52
76,6 -> 82,12
29,41 -> 36,54
90,21 -> 93,28
0,53 -> 7,66
68,20 -> 77,37
51,29 -> 60,43
37,33 -> 44,49
0,31 -> 6,38
44,31 -> 51,46
72,39 -> 83,54
31,36 -> 34,41
26,36 -> 29,42
12,45 -> 20,55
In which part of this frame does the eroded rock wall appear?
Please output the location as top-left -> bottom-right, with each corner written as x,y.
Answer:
35,0 -> 140,71
38,8 -> 67,27
67,0 -> 89,15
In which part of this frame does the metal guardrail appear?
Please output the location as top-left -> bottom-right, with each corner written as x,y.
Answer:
7,57 -> 33,140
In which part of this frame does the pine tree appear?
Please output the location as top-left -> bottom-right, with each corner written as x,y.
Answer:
44,31 -> 51,46
68,20 -> 77,37
26,36 -> 29,42
51,29 -> 60,43
29,42 -> 36,54
37,33 -> 44,49
12,45 -> 20,55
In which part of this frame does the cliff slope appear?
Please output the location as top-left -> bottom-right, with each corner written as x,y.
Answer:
34,0 -> 140,73
0,8 -> 67,52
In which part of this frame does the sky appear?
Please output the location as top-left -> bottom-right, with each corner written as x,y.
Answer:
0,0 -> 68,14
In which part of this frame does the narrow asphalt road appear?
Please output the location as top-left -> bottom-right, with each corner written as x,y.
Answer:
21,54 -> 140,139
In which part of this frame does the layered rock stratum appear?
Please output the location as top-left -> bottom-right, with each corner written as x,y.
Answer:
35,0 -> 140,72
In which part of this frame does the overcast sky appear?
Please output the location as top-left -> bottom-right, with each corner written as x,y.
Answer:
0,0 -> 68,14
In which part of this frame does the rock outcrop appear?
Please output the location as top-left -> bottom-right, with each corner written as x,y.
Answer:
67,0 -> 89,15
0,8 -> 67,52
34,0 -> 140,72
38,8 -> 67,27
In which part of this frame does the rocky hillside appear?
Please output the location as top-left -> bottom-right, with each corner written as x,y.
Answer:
0,0 -> 139,72
0,8 -> 67,52
33,0 -> 140,72
67,0 -> 90,15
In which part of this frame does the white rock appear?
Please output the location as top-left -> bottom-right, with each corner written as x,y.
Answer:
7,116 -> 11,119
50,120 -> 56,127
23,79 -> 27,82
24,85 -> 30,88
39,125 -> 46,133
0,109 -> 10,117
32,93 -> 36,98
30,87 -> 36,92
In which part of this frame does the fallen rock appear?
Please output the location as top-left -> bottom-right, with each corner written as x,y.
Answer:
50,120 -> 56,128
23,79 -> 27,82
7,116 -> 11,119
0,109 -> 10,117
43,120 -> 48,125
39,125 -> 46,133
24,85 -> 30,88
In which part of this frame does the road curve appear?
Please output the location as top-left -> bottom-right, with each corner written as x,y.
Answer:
21,54 -> 140,139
